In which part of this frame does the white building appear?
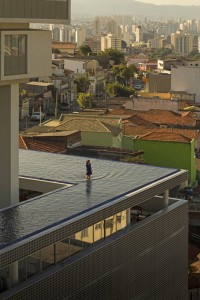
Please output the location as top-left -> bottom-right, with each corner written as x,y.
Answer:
75,28 -> 86,47
101,34 -> 121,51
171,31 -> 194,55
171,61 -> 200,102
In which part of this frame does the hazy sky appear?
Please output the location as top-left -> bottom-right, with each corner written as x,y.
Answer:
138,0 -> 200,5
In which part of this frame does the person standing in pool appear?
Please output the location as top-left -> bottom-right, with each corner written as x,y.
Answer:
86,160 -> 92,180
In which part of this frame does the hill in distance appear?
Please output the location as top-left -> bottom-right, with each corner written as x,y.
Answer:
72,0 -> 200,19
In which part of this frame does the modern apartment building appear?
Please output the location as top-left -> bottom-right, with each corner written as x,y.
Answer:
0,150 -> 188,300
101,34 -> 121,51
0,0 -> 71,209
171,30 -> 193,55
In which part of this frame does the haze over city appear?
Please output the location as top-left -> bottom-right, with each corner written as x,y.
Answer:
72,0 -> 200,18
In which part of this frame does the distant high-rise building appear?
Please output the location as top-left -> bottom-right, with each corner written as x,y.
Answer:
75,27 -> 86,47
93,17 -> 102,37
171,30 -> 194,55
136,26 -> 143,43
101,33 -> 121,51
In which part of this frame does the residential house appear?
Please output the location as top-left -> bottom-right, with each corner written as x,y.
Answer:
52,42 -> 76,56
126,131 -> 196,185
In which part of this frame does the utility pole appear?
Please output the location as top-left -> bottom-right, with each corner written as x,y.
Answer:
55,88 -> 58,119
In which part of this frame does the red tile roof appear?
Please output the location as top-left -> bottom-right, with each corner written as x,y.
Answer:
138,111 -> 196,127
19,136 -> 67,153
137,132 -> 192,143
123,126 -> 198,139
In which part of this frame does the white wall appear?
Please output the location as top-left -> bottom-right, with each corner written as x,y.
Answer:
124,98 -> 180,112
0,30 -> 52,81
64,59 -> 85,74
171,65 -> 200,102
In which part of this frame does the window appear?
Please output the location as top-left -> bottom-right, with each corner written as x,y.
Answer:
4,34 -> 27,76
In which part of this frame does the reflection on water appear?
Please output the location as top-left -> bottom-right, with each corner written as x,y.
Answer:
86,180 -> 92,208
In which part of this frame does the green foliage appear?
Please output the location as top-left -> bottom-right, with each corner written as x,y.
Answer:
77,93 -> 94,109
121,155 -> 144,164
105,83 -> 135,97
74,75 -> 90,93
52,48 -> 61,54
98,48 -> 125,65
148,47 -> 172,60
111,65 -> 138,85
79,45 -> 92,56
188,48 -> 199,58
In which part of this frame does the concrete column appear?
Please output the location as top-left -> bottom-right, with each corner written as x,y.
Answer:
126,208 -> 131,226
9,262 -> 18,287
163,190 -> 169,208
0,84 -> 19,209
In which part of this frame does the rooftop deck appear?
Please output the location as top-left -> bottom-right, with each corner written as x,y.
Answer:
0,150 -> 182,250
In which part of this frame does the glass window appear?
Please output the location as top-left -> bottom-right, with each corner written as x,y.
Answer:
56,239 -> 70,263
18,258 -> 27,283
69,234 -> 83,257
41,244 -> 55,270
27,251 -> 41,278
4,34 -> 27,76
94,221 -> 104,242
116,210 -> 127,231
105,216 -> 115,237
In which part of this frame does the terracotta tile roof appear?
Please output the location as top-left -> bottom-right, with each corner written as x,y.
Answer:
19,136 -> 28,149
123,125 -> 198,139
55,119 -> 122,136
138,112 -> 196,127
137,132 -> 193,143
126,115 -> 157,126
179,101 -> 191,110
59,114 -> 121,126
108,109 -> 136,115
146,109 -> 181,116
22,125 -> 54,135
19,136 -> 67,153
52,42 -> 76,49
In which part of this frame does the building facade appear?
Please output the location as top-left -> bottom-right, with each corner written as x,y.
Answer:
0,150 -> 188,300
0,0 -> 71,209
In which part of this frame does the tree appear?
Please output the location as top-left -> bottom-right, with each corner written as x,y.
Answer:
79,45 -> 92,56
52,48 -> 61,54
74,75 -> 90,93
98,48 -> 125,65
188,48 -> 199,58
77,93 -> 94,109
111,65 -> 138,85
105,83 -> 135,97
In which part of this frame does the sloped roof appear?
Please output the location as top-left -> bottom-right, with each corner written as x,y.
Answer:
108,108 -> 136,115
126,115 -> 156,126
123,126 -> 198,139
138,112 -> 196,127
55,119 -> 122,136
146,109 -> 181,117
137,132 -> 192,143
22,125 -> 54,135
59,114 -> 121,126
19,136 -> 67,153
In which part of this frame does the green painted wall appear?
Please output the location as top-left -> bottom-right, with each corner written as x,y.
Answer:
81,132 -> 113,147
113,133 -> 123,148
134,139 -> 196,185
122,135 -> 135,150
